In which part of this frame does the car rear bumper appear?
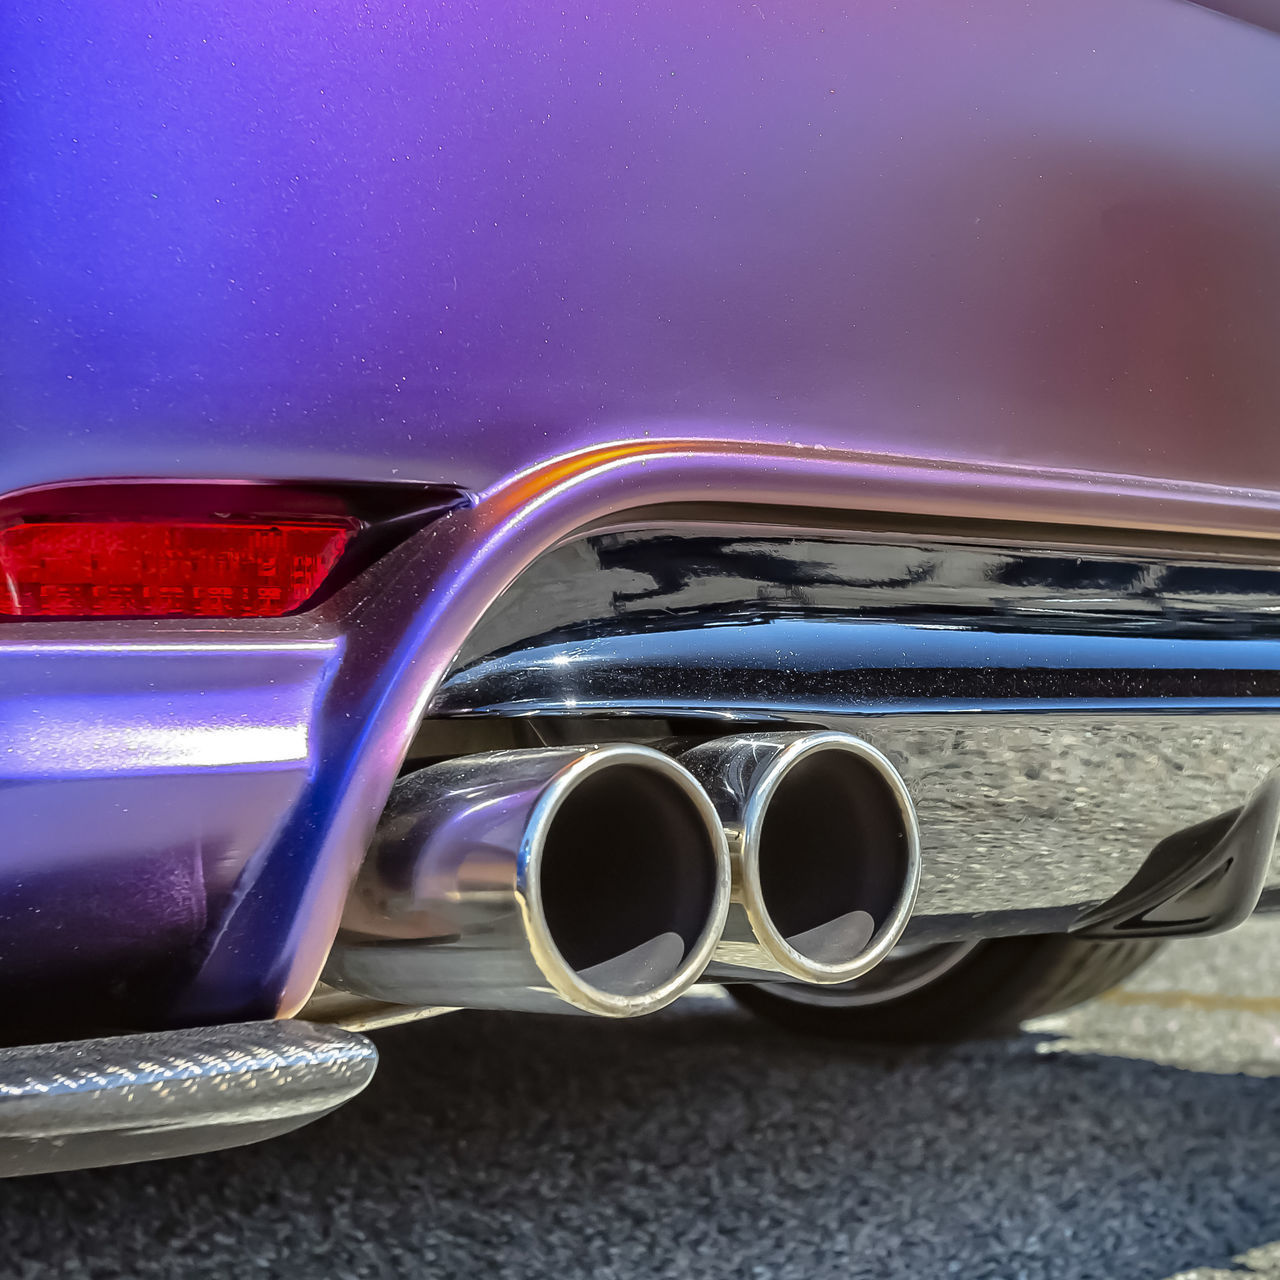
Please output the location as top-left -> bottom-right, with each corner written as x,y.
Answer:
5,442 -> 1280,1032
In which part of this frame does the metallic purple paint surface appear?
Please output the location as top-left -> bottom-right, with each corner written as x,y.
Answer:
5,0 -> 1280,503
7,0 -> 1280,1025
0,631 -> 341,1019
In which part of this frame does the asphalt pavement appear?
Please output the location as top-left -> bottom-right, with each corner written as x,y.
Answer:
7,921 -> 1280,1279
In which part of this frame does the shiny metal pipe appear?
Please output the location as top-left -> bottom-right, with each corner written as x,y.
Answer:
677,732 -> 921,984
324,745 -> 731,1017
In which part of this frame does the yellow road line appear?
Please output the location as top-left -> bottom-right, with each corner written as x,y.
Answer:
1100,988 -> 1280,1015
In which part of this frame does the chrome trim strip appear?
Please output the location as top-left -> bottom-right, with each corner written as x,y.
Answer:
435,617 -> 1280,718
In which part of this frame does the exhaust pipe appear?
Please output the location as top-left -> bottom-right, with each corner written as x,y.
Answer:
324,745 -> 731,1016
676,732 -> 920,984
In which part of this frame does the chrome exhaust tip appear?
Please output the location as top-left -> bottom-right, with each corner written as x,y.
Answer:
678,732 -> 921,984
325,745 -> 731,1017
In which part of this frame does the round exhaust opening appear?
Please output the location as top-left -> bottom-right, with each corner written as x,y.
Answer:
754,746 -> 915,969
536,760 -> 723,999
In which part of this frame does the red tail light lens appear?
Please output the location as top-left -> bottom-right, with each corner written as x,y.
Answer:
0,519 -> 357,619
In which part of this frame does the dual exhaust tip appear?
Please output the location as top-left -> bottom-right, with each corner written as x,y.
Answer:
326,732 -> 920,1018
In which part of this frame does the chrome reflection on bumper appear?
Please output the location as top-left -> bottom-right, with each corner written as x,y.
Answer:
427,707 -> 1280,947
820,712 -> 1280,944
431,523 -> 1280,946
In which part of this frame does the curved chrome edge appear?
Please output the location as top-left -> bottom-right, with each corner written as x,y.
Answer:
519,744 -> 732,1017
735,734 -> 921,984
436,618 -> 1280,720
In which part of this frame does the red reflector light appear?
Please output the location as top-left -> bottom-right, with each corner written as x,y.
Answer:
0,519 -> 356,619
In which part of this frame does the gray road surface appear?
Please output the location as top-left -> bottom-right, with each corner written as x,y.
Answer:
7,921 -> 1280,1279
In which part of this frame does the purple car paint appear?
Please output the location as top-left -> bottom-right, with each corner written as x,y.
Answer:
5,0 -> 1280,1027
6,0 -> 1280,498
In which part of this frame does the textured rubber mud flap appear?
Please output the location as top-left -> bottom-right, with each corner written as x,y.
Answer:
0,1020 -> 377,1177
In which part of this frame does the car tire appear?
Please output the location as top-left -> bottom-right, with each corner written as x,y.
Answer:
727,934 -> 1164,1043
